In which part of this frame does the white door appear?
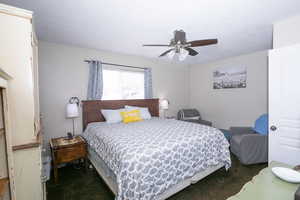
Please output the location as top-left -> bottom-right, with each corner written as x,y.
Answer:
269,43 -> 300,166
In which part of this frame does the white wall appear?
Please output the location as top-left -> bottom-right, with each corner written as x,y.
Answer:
273,15 -> 300,48
189,51 -> 268,129
39,41 -> 190,143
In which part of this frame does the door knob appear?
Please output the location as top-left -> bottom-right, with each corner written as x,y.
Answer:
270,125 -> 277,131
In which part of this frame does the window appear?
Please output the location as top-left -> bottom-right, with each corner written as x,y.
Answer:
102,68 -> 145,100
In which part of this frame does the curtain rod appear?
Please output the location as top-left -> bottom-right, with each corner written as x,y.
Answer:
84,60 -> 147,70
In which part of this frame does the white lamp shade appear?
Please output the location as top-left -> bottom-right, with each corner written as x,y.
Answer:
167,50 -> 175,59
160,99 -> 169,110
66,103 -> 79,118
179,48 -> 189,61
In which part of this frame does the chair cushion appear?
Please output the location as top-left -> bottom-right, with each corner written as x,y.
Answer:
231,134 -> 244,146
253,114 -> 269,135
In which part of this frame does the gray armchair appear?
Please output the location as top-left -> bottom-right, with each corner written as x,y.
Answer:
230,127 -> 268,165
177,109 -> 212,126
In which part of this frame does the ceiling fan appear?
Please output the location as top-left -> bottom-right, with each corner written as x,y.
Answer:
143,30 -> 218,61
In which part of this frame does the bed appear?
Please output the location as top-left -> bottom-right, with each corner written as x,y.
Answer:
81,99 -> 231,200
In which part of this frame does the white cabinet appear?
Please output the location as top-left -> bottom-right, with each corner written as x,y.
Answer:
0,3 -> 44,200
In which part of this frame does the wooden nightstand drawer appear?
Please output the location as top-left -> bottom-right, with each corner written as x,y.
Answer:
55,144 -> 86,164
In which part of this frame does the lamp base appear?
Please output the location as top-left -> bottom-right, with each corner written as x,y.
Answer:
67,132 -> 73,139
163,109 -> 168,118
72,118 -> 76,137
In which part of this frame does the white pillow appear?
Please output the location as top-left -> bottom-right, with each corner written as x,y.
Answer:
101,109 -> 125,123
125,105 -> 152,120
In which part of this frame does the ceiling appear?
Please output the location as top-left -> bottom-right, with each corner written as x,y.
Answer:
1,0 -> 300,64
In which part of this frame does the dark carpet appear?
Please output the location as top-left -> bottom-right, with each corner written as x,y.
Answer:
47,154 -> 266,200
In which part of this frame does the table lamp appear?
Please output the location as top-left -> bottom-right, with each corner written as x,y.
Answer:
160,99 -> 169,118
66,97 -> 79,138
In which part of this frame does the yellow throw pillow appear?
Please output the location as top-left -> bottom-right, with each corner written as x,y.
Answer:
120,109 -> 143,124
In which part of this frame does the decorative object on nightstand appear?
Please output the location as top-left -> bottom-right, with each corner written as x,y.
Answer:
160,99 -> 169,118
66,97 -> 80,138
50,135 -> 87,183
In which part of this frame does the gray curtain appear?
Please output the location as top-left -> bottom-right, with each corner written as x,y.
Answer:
87,60 -> 103,100
144,68 -> 153,99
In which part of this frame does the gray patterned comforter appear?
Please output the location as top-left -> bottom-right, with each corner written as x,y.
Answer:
82,118 -> 231,200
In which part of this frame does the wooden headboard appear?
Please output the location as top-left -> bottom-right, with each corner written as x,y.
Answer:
82,99 -> 159,130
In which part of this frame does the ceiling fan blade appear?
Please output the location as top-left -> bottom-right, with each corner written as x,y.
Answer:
143,44 -> 171,47
187,39 -> 218,47
185,47 -> 199,56
159,49 -> 174,57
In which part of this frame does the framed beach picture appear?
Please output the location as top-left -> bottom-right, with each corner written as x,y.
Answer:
213,66 -> 247,89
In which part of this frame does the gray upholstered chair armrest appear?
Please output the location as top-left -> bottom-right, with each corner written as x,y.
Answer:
239,134 -> 268,165
181,119 -> 197,123
230,127 -> 254,136
198,119 -> 212,127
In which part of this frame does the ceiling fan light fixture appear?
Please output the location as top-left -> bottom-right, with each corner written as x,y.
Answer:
179,48 -> 189,61
167,49 -> 175,59
143,30 -> 217,60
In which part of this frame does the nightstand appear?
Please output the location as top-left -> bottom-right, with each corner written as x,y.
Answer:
50,135 -> 87,183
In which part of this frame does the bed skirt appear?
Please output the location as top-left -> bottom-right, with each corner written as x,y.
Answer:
88,147 -> 224,200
